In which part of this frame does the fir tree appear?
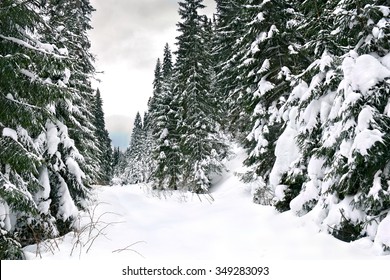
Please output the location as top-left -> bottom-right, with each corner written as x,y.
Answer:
273,0 -> 338,211
45,0 -> 101,187
93,88 -> 112,185
150,44 -> 182,190
41,0 -> 97,235
112,147 -> 121,170
0,0 -> 57,258
0,0 -> 96,258
174,0 -> 228,193
162,43 -> 173,82
122,112 -> 146,184
213,0 -> 247,136
316,0 -> 390,245
141,110 -> 154,183
272,0 -> 390,249
231,1 -> 302,200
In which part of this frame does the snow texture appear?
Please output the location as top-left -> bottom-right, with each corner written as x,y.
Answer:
66,157 -> 85,184
368,171 -> 384,199
256,77 -> 274,96
269,126 -> 299,187
351,128 -> 383,156
20,69 -> 37,81
56,176 -> 78,221
63,68 -> 71,84
46,122 -> 60,156
160,128 -> 169,140
341,54 -> 390,94
378,6 -> 389,17
2,128 -> 18,141
35,166 -> 51,214
322,196 -> 365,229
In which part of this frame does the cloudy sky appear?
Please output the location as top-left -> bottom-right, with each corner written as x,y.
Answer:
89,0 -> 215,148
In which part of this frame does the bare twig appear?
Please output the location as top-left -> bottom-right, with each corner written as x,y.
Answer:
112,241 -> 147,258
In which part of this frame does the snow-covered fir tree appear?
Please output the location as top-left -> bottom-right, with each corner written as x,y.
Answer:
45,0 -> 101,186
0,0 -> 102,259
141,110 -> 155,183
213,0 -> 247,136
211,0 -> 390,249
0,0 -> 112,259
121,112 -> 147,184
271,0 -> 390,249
316,0 -> 389,248
93,89 -> 113,185
145,58 -> 165,183
228,0 -> 301,202
173,0 -> 228,193
111,146 -> 122,171
1,0 -> 59,259
272,0 -> 338,212
150,44 -> 183,190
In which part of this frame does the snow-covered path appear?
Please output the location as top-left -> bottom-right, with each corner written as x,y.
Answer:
24,149 -> 390,260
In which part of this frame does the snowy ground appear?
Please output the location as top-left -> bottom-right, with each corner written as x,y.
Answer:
23,147 -> 390,261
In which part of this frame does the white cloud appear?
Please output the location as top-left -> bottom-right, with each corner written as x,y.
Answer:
89,0 -> 216,121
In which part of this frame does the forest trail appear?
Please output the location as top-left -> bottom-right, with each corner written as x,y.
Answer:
23,148 -> 389,260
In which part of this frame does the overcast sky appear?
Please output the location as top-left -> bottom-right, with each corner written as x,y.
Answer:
89,0 -> 216,123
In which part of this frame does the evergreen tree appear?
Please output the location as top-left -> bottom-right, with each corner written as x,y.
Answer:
272,0 -> 390,249
230,1 -> 302,200
0,0 -> 96,259
147,59 -> 163,124
202,16 -> 223,131
112,147 -> 127,183
1,0 -> 57,259
45,0 -> 100,187
150,44 -> 182,190
316,0 -> 390,245
41,0 -> 97,235
112,147 -> 121,170
213,0 -> 247,135
153,59 -> 163,100
162,43 -> 173,82
141,110 -> 154,183
122,112 -> 146,184
273,0 -> 338,211
174,0 -> 228,193
93,88 -> 112,185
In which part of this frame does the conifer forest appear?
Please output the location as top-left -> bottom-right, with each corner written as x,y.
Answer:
1,0 -> 390,260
